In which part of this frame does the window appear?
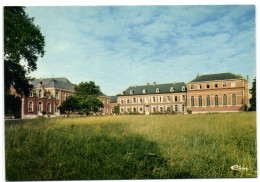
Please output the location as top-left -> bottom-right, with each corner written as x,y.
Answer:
215,84 -> 218,88
156,88 -> 160,93
207,95 -> 210,106
175,96 -> 178,102
167,107 -> 171,112
140,107 -> 143,112
63,93 -> 66,100
175,105 -> 178,112
28,101 -> 33,112
215,95 -> 219,106
133,108 -> 136,112
38,102 -> 42,112
121,91 -> 125,95
198,84 -> 202,89
38,90 -> 42,98
47,103 -> 51,112
55,91 -> 59,99
121,99 -> 124,104
153,97 -> 156,102
167,96 -> 171,102
160,107 -> 163,112
130,90 -> 134,95
232,94 -> 236,105
191,96 -> 194,107
170,87 -> 174,92
107,100 -> 109,104
159,96 -> 162,102
127,99 -> 130,104
143,89 -> 146,94
153,107 -> 156,112
121,108 -> 124,112
199,95 -> 202,106
223,94 -> 227,106
207,84 -> 210,88
231,82 -> 236,87
127,108 -> 130,112
55,104 -> 58,113
30,91 -> 33,97
140,98 -> 143,103
133,98 -> 136,103
191,85 -> 194,90
182,86 -> 186,91
223,82 -> 227,88
182,105 -> 185,112
182,95 -> 186,101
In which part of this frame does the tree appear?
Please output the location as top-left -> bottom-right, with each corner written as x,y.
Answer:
249,77 -> 256,111
4,7 -> 45,117
74,81 -> 104,115
114,104 -> 120,115
58,96 -> 79,116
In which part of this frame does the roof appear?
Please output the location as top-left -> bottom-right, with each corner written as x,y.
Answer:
31,77 -> 75,92
108,96 -> 117,103
189,73 -> 244,83
120,82 -> 186,96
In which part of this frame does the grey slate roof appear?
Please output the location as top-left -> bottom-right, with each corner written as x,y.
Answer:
31,77 -> 75,92
189,73 -> 244,83
108,96 -> 117,103
120,82 -> 186,96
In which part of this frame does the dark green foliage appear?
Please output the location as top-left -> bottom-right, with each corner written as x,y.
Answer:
4,94 -> 21,118
249,77 -> 256,111
114,104 -> 120,115
74,81 -> 104,115
58,96 -> 80,116
4,6 -> 45,116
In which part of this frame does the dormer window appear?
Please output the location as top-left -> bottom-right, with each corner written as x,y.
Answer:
182,86 -> 186,91
143,89 -> 147,94
156,88 -> 160,93
170,87 -> 174,92
30,91 -> 34,97
38,89 -> 42,98
121,91 -> 125,95
130,90 -> 134,95
190,85 -> 194,90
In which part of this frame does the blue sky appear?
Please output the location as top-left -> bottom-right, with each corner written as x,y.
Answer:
25,5 -> 255,96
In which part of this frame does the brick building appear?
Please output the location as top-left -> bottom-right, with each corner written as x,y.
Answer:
22,78 -> 75,119
117,73 -> 250,114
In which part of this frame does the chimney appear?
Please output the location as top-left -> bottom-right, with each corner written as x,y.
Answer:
247,75 -> 249,82
153,82 -> 156,86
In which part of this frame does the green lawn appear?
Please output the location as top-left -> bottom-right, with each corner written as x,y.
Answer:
5,112 -> 257,180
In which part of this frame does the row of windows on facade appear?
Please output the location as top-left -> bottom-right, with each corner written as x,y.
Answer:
190,82 -> 235,90
120,105 -> 185,113
30,90 -> 71,100
122,86 -> 186,95
190,94 -> 237,107
120,95 -> 186,104
28,101 -> 59,113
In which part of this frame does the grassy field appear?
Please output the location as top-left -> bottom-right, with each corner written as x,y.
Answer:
5,112 -> 257,180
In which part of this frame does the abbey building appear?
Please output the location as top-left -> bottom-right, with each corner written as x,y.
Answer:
20,72 -> 250,118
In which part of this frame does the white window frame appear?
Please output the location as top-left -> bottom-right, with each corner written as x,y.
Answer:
170,87 -> 174,92
156,88 -> 160,93
47,102 -> 51,113
28,101 -> 33,112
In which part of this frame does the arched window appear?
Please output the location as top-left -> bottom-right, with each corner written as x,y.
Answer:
215,95 -> 219,106
38,102 -> 43,112
182,86 -> 186,91
28,101 -> 33,112
130,90 -> 134,95
47,103 -> 51,112
199,95 -> 202,106
143,89 -> 146,94
121,91 -> 125,95
170,87 -> 174,92
232,94 -> 236,105
207,95 -> 210,106
156,88 -> 160,93
38,89 -> 42,98
223,94 -> 227,106
191,96 -> 194,107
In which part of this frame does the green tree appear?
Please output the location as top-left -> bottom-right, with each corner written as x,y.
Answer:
249,77 -> 256,111
114,104 -> 120,115
4,7 -> 45,117
58,96 -> 79,116
75,81 -> 104,115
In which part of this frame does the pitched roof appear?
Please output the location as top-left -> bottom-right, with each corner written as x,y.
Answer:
189,73 -> 244,83
108,96 -> 117,103
31,77 -> 75,92
120,82 -> 186,96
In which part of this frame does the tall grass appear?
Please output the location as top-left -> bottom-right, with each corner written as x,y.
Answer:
5,112 -> 256,180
